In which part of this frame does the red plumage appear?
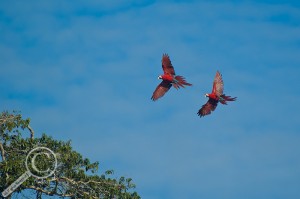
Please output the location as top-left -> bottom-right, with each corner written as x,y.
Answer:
197,71 -> 237,117
161,53 -> 175,76
151,54 -> 192,101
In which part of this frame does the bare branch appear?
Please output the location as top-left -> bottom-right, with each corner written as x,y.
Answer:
58,176 -> 119,187
0,141 -> 5,161
27,125 -> 34,139
47,176 -> 114,197
0,141 -> 10,186
27,186 -> 75,197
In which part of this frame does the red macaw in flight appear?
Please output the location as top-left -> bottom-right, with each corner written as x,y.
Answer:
198,71 -> 236,117
151,54 -> 192,101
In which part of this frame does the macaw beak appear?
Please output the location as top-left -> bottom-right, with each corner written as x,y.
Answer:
158,76 -> 162,79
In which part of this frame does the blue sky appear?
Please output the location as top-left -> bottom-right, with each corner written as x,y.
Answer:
1,0 -> 300,198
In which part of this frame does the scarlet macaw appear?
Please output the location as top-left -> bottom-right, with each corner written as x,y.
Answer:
151,54 -> 192,101
198,71 -> 236,117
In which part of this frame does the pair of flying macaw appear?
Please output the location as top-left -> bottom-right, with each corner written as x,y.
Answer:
151,53 -> 237,117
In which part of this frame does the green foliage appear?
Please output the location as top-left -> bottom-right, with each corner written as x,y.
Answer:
0,111 -> 140,199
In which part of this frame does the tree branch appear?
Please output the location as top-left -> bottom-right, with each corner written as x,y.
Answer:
0,141 -> 10,186
52,176 -> 113,198
27,125 -> 34,139
0,141 -> 5,161
27,186 -> 75,198
59,176 -> 120,187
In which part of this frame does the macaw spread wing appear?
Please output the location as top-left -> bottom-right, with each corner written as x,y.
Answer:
197,98 -> 218,117
162,53 -> 175,75
212,71 -> 224,96
151,80 -> 172,101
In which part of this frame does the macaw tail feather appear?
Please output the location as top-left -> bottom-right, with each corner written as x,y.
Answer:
220,94 -> 237,105
173,75 -> 192,89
